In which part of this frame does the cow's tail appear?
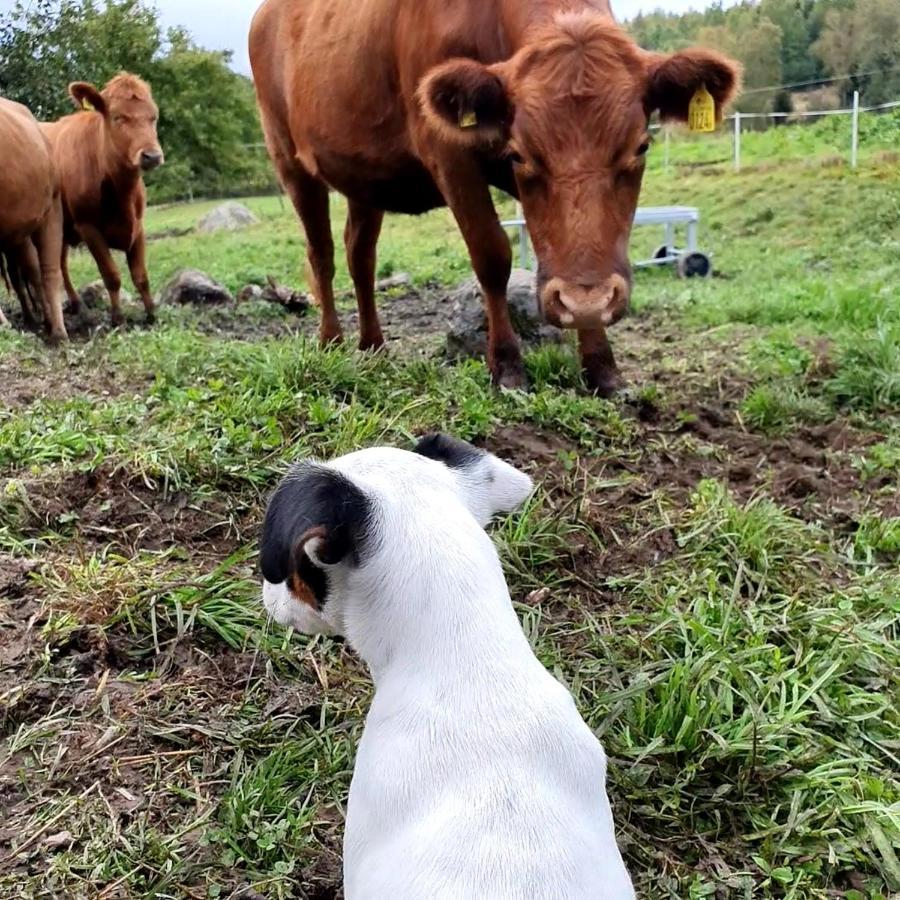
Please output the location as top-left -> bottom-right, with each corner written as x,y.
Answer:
0,251 -> 11,296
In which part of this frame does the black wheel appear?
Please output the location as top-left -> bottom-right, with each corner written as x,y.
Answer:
677,251 -> 711,278
653,244 -> 673,263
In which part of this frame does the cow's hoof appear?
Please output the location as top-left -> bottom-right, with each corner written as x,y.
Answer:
144,309 -> 157,326
47,331 -> 69,347
358,333 -> 385,352
489,342 -> 527,390
583,362 -> 624,398
65,301 -> 81,316
110,313 -> 125,328
319,327 -> 344,347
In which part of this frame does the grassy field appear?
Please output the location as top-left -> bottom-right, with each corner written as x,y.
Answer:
1,136 -> 899,899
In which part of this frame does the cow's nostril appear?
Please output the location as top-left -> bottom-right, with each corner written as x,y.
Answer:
140,151 -> 163,170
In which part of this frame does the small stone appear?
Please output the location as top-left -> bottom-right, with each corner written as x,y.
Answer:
196,201 -> 260,233
160,269 -> 232,306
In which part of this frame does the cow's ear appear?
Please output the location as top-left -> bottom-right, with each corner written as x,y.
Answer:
418,59 -> 513,148
69,82 -> 107,116
259,465 -> 372,609
645,49 -> 740,123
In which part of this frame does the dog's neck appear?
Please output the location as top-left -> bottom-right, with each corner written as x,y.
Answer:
341,524 -> 534,688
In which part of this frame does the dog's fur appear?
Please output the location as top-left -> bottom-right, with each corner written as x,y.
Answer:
261,435 -> 634,899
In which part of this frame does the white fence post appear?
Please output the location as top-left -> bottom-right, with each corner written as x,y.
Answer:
733,111 -> 741,172
850,90 -> 860,169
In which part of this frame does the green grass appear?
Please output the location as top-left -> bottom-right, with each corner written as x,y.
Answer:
1,136 -> 899,898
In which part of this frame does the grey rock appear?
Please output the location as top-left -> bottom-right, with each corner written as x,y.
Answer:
196,201 -> 260,234
446,268 -> 564,360
374,272 -> 412,291
160,269 -> 232,306
78,281 -> 132,308
237,283 -> 263,302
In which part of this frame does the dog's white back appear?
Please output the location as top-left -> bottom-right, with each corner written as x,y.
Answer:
261,435 -> 634,899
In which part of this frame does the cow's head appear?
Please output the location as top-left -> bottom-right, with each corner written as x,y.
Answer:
419,14 -> 739,331
69,73 -> 164,172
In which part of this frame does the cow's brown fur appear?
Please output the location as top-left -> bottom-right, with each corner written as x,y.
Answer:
0,98 -> 67,344
42,73 -> 163,326
250,0 -> 738,393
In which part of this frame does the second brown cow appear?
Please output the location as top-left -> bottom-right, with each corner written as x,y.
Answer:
250,0 -> 738,394
42,73 -> 164,327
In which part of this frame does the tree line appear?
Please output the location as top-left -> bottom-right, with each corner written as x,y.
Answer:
629,0 -> 900,113
0,0 -> 275,202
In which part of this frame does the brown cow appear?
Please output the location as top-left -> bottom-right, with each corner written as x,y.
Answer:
0,98 -> 68,344
250,0 -> 738,393
42,73 -> 163,327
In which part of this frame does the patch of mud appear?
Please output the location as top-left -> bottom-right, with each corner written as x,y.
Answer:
186,285 -> 453,352
0,351 -> 126,412
6,464 -> 241,556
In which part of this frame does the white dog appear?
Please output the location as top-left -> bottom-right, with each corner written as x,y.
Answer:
260,434 -> 634,899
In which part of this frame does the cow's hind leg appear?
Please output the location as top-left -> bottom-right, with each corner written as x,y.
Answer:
35,195 -> 68,344
61,243 -> 80,314
280,167 -> 341,345
344,201 -> 385,351
10,242 -> 42,332
0,253 -> 11,327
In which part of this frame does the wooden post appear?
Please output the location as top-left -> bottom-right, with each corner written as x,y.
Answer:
733,111 -> 741,172
850,90 -> 860,169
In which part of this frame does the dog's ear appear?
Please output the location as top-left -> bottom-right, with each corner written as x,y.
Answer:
414,433 -> 533,526
260,465 -> 372,609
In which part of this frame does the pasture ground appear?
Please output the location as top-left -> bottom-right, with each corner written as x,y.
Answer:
1,154 -> 899,899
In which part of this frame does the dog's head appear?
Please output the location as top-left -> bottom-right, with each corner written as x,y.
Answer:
259,434 -> 533,636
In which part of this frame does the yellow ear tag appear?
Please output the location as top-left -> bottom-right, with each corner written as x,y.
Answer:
82,98 -> 95,112
688,85 -> 715,133
459,109 -> 478,129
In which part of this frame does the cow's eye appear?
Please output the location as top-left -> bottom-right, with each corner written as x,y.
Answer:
506,149 -> 525,165
637,140 -> 651,157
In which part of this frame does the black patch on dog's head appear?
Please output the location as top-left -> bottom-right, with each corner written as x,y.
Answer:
260,465 -> 373,606
413,433 -> 483,470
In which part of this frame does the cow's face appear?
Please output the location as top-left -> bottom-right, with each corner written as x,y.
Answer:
419,14 -> 739,332
70,75 -> 164,172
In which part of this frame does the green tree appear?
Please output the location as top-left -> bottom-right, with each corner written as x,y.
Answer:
0,0 -> 271,201
697,17 -> 785,114
813,0 -> 900,104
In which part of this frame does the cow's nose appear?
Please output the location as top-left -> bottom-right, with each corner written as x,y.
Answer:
540,275 -> 630,330
140,150 -> 163,171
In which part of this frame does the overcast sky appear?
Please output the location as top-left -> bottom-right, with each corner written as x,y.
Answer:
1,0 -> 723,75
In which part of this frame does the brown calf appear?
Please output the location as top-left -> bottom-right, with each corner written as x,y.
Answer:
42,73 -> 163,327
250,0 -> 738,394
0,98 -> 67,344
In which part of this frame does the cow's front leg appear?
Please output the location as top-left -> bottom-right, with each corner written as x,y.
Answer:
578,328 -> 624,398
79,224 -> 125,326
127,227 -> 156,324
433,161 -> 525,389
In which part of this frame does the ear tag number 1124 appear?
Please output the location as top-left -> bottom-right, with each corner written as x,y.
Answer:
688,85 -> 716,133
